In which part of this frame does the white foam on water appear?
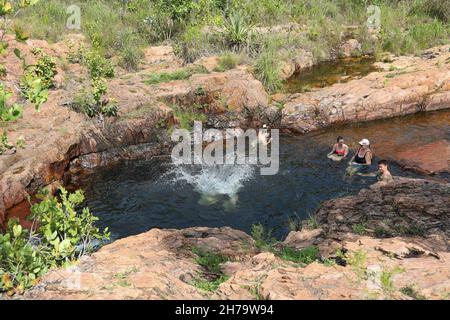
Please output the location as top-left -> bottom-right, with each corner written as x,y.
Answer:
165,160 -> 256,208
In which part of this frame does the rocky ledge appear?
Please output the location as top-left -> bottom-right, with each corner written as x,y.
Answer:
18,178 -> 450,300
279,45 -> 450,133
1,36 -> 450,225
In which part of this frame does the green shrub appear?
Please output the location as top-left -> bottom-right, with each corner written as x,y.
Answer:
192,247 -> 228,275
0,220 -> 48,295
71,79 -> 118,118
0,83 -> 23,122
1,187 -> 109,295
84,50 -> 115,79
30,188 -> 110,259
278,246 -> 320,265
215,52 -> 241,71
251,223 -> 276,251
144,65 -> 208,85
28,48 -> 57,89
254,46 -> 281,93
15,48 -> 55,111
172,104 -> 207,130
222,10 -> 252,51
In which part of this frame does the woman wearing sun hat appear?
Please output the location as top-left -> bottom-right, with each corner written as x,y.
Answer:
346,138 -> 373,175
349,138 -> 373,166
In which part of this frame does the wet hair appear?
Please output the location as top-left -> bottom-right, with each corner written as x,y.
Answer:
337,136 -> 344,142
378,159 -> 389,167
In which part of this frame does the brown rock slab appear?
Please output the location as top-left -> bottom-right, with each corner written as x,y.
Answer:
388,140 -> 450,174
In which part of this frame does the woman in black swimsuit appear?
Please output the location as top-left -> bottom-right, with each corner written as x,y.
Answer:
346,138 -> 373,175
349,138 -> 373,165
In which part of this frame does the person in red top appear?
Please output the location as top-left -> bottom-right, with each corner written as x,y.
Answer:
327,136 -> 349,161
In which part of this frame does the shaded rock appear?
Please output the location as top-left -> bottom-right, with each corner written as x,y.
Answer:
315,178 -> 450,248
283,228 -> 325,249
280,48 -> 315,80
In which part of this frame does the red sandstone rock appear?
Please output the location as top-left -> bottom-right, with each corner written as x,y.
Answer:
387,140 -> 450,174
281,45 -> 450,133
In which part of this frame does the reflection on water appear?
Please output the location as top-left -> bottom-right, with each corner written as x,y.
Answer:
81,110 -> 449,241
283,56 -> 379,93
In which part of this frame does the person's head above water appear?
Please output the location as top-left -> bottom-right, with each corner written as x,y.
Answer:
359,138 -> 370,149
378,159 -> 389,172
337,136 -> 344,144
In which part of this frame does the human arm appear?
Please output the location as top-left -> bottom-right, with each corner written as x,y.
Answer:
327,144 -> 336,156
364,151 -> 373,166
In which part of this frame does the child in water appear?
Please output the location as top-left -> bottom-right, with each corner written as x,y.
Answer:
327,136 -> 349,161
376,159 -> 394,184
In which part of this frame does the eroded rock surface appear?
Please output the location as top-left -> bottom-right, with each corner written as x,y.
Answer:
13,178 -> 450,300
281,45 -> 450,133
315,178 -> 450,249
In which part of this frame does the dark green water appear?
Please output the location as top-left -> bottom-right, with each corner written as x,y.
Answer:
80,110 -> 449,241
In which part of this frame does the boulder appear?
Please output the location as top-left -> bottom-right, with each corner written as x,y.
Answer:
315,178 -> 450,248
387,140 -> 450,174
340,39 -> 362,58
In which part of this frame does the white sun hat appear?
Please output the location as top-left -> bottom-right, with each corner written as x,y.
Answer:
359,138 -> 370,146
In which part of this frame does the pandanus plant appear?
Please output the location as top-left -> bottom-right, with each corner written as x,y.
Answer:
223,11 -> 253,52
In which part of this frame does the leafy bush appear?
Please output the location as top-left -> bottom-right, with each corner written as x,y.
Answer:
71,79 -> 118,118
84,50 -> 115,79
0,220 -> 48,295
30,188 -> 110,259
68,46 -> 117,118
0,83 -> 23,122
16,48 -> 55,111
29,48 -> 57,89
0,187 -> 109,295
19,74 -> 49,111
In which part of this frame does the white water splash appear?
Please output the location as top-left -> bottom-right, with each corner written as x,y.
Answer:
167,160 -> 255,210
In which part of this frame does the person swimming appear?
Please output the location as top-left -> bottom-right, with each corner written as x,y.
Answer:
349,138 -> 373,165
346,138 -> 373,175
376,159 -> 394,184
327,136 -> 349,161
